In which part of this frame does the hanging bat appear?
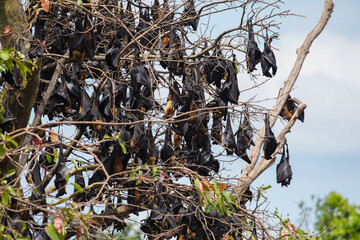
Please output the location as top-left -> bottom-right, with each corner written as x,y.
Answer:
197,135 -> 219,176
182,0 -> 199,31
261,35 -> 277,77
105,36 -> 121,70
47,78 -> 71,120
280,95 -> 305,123
276,144 -> 293,187
99,80 -> 114,121
223,114 -> 236,155
2,62 -> 21,88
161,126 -> 175,165
235,115 -> 254,164
0,91 -> 17,133
55,139 -> 69,197
73,88 -> 92,122
246,19 -> 261,73
28,159 -> 46,214
262,113 -> 277,160
144,124 -> 159,165
69,15 -> 94,63
202,46 -> 227,89
73,163 -> 86,208
220,55 -> 240,104
247,219 -> 258,240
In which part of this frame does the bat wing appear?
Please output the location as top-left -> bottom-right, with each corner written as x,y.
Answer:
276,146 -> 293,187
55,141 -> 69,197
223,115 -> 236,155
263,113 -> 277,159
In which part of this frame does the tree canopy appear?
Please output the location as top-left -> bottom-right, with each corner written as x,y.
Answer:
315,192 -> 360,240
0,0 -> 333,239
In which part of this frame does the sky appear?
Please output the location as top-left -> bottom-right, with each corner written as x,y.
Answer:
229,0 -> 360,232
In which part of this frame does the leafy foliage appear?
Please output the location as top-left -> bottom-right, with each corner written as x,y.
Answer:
315,192 -> 360,240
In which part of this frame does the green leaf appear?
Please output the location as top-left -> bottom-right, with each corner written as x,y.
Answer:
205,201 -> 216,213
46,154 -> 53,163
6,185 -> 16,196
53,149 -> 59,162
16,237 -> 29,240
0,49 -> 10,61
0,145 -> 6,157
262,185 -> 272,191
222,191 -> 236,212
4,169 -> 16,179
1,190 -> 10,207
118,139 -> 127,154
46,224 -> 64,240
72,183 -> 84,193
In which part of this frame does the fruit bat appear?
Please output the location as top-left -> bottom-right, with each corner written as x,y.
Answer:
2,62 -> 21,88
64,76 -> 82,111
89,141 -> 130,185
276,145 -> 293,187
130,56 -> 152,95
197,135 -> 219,176
69,15 -> 94,78
69,15 -> 94,63
220,56 -> 240,104
130,121 -> 148,153
235,116 -> 254,164
280,95 -> 305,123
144,124 -> 159,165
73,164 -> 86,207
105,41 -> 121,70
261,36 -> 277,77
161,126 -> 175,164
247,220 -> 258,240
262,113 -> 277,160
211,117 -> 222,145
223,115 -> 236,155
47,78 -> 71,120
182,0 -> 199,31
73,88 -> 92,122
33,229 -> 49,240
246,19 -> 261,73
28,159 -> 46,213
151,0 -> 162,21
201,47 -> 227,89
28,41 -> 45,59
240,185 -> 253,206
99,80 -> 114,121
0,91 -> 17,133
55,139 -> 69,197
160,27 -> 185,76
165,79 -> 182,118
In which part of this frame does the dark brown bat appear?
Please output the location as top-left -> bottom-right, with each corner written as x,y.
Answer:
235,115 -> 254,164
161,126 -> 175,165
55,139 -> 69,197
246,19 -> 261,73
182,0 -> 199,31
201,46 -> 227,89
223,114 -> 236,155
261,35 -> 277,77
276,144 -> 293,187
280,95 -> 305,123
220,55 -> 240,104
0,91 -> 17,133
263,113 -> 277,160
247,219 -> 258,240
